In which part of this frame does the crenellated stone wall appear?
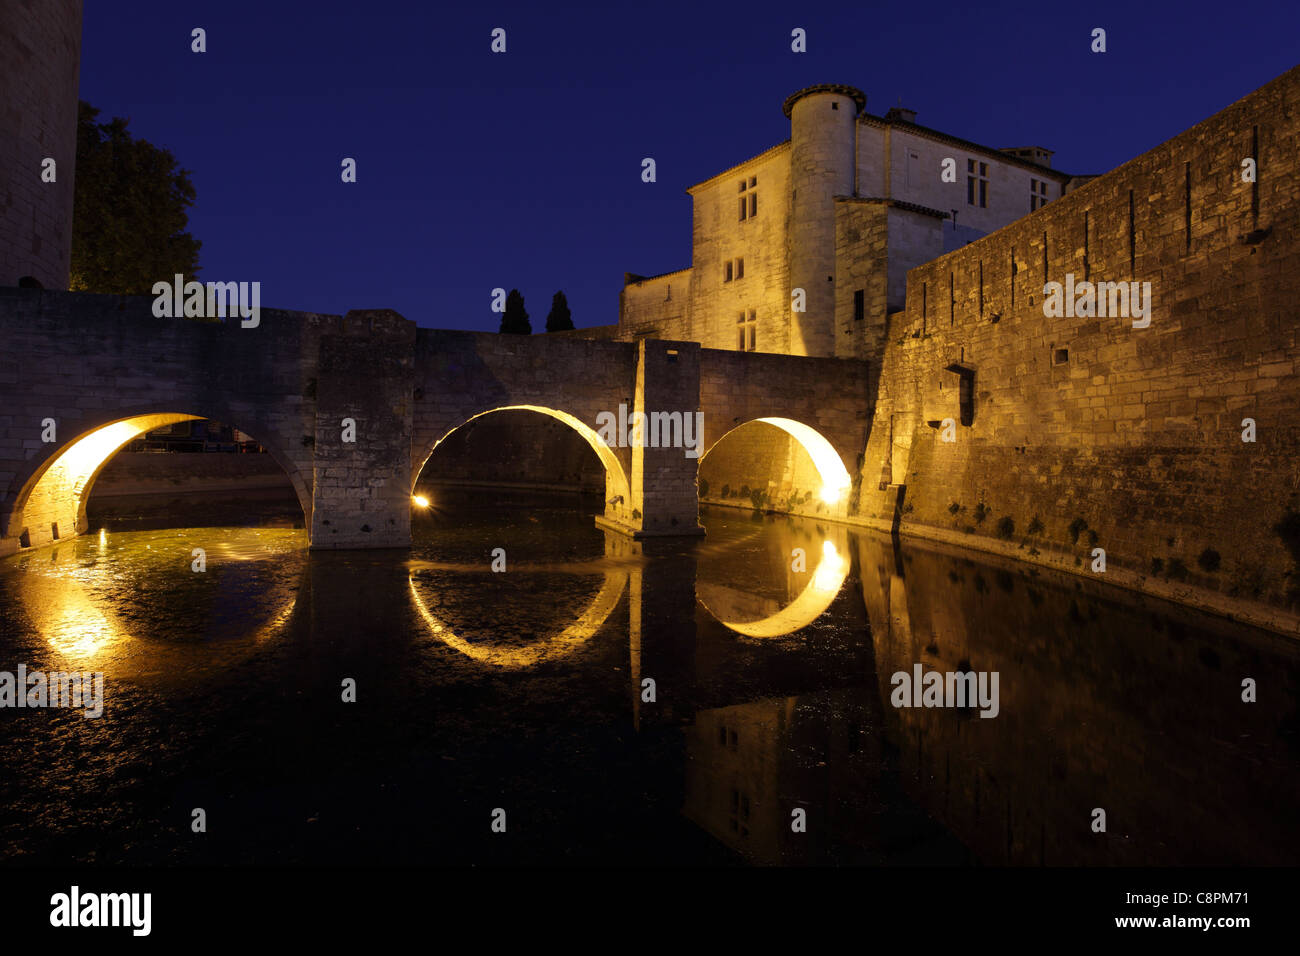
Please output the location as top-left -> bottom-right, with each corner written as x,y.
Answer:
858,64 -> 1300,622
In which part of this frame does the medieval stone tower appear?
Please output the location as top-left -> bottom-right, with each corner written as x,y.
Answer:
784,84 -> 864,357
0,0 -> 83,289
616,82 -> 1075,362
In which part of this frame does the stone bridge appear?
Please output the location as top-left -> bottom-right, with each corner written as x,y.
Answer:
0,288 -> 869,555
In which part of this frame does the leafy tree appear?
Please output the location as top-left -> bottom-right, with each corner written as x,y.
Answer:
499,288 -> 531,334
545,290 -> 574,332
70,101 -> 201,294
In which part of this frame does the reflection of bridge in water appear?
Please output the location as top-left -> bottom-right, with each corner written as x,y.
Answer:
5,512 -> 1297,866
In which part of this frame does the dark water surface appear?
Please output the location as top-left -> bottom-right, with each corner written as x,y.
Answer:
1,490 -> 1297,866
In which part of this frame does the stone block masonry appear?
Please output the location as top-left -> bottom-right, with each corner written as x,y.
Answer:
858,64 -> 1300,627
0,0 -> 81,289
0,289 -> 867,554
628,340 -> 705,537
310,310 -> 416,549
0,288 -> 328,555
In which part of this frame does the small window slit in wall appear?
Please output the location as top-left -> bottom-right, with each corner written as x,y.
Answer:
1010,248 -> 1016,308
1184,162 -> 1192,252
978,260 -> 984,318
949,271 -> 955,326
1042,232 -> 1048,284
1083,210 -> 1090,281
1251,124 -> 1260,226
50,522 -> 59,541
1128,189 -> 1135,276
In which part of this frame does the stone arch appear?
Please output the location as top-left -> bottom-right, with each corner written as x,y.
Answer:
701,416 -> 853,512
412,404 -> 633,524
2,405 -> 311,553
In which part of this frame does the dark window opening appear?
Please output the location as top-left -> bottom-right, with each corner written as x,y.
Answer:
947,363 -> 976,427
737,311 -> 757,351
853,289 -> 865,321
1053,347 -> 1069,366
967,159 -> 988,208
50,522 -> 59,540
1030,178 -> 1049,211
739,177 -> 757,221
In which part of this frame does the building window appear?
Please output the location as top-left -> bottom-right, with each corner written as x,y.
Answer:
967,159 -> 988,208
730,789 -> 751,837
853,289 -> 865,321
1053,347 -> 1069,366
724,261 -> 733,282
735,257 -> 744,279
737,310 -> 757,351
739,177 -> 757,220
1031,178 -> 1050,211
723,258 -> 744,282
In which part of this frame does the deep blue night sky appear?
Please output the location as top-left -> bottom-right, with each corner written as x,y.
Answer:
78,0 -> 1299,330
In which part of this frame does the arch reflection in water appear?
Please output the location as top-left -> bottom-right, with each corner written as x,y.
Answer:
8,528 -> 304,676
696,520 -> 851,637
408,567 -> 628,668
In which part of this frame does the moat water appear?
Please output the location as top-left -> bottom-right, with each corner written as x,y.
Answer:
1,488 -> 1297,866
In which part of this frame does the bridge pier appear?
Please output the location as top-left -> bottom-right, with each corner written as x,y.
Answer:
595,339 -> 706,539
310,310 -> 417,549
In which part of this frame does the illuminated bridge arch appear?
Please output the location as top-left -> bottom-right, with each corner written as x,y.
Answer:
701,417 -> 853,511
2,407 -> 311,552
412,404 -> 633,520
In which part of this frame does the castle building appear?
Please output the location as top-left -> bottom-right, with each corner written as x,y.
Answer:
619,84 -> 1087,361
